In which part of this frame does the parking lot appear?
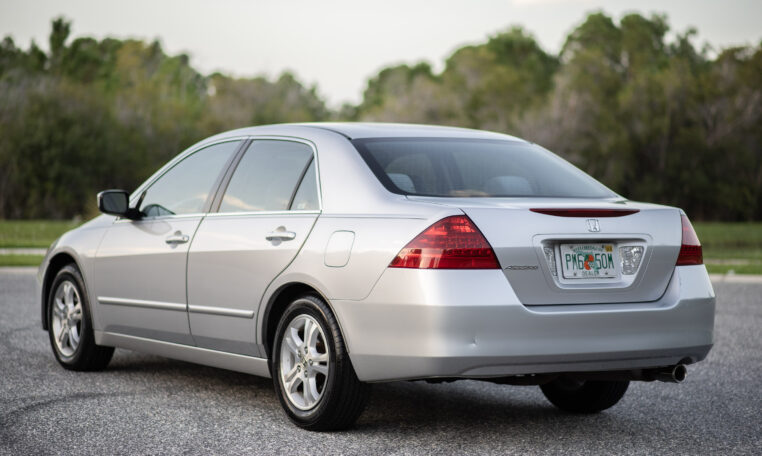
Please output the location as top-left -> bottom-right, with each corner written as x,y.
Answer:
1,269 -> 760,455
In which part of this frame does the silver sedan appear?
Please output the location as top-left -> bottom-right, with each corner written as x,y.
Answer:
38,123 -> 715,430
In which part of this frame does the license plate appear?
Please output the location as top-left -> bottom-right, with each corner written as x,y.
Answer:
559,243 -> 617,279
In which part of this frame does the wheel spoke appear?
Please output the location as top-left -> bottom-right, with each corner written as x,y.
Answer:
63,282 -> 74,307
305,320 -> 320,349
53,303 -> 66,320
289,326 -> 304,348
59,327 -> 69,348
284,334 -> 300,356
70,304 -> 83,323
283,364 -> 299,383
69,326 -> 80,347
306,376 -> 320,404
313,352 -> 329,363
311,363 -> 328,376
286,372 -> 303,395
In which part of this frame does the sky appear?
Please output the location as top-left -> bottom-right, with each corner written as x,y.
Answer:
1,0 -> 761,107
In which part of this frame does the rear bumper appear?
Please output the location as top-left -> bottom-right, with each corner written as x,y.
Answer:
332,265 -> 715,382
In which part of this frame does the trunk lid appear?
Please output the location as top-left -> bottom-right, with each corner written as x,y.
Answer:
409,197 -> 682,305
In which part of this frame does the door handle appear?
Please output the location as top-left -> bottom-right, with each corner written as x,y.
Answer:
266,226 -> 296,241
165,232 -> 190,244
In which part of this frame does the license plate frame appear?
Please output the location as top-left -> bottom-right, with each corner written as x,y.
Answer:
559,243 -> 618,279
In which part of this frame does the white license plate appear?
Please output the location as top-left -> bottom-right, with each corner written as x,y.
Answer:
559,243 -> 618,279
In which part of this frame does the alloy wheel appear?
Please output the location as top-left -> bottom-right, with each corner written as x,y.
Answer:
51,280 -> 83,358
278,314 -> 330,410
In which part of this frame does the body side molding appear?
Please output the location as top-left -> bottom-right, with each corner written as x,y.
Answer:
98,296 -> 187,312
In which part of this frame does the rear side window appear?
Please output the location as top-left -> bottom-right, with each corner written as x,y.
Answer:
290,160 -> 319,210
353,138 -> 614,198
220,140 -> 315,212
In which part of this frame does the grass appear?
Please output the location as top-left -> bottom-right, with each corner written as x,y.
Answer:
0,220 -> 81,248
0,220 -> 760,274
693,222 -> 762,249
694,222 -> 762,275
0,254 -> 44,267
705,263 -> 762,275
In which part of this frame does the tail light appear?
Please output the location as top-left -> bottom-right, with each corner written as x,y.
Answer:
389,215 -> 500,269
676,214 -> 703,266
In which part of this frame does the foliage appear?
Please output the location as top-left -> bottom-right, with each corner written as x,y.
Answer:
0,18 -> 328,218
353,14 -> 762,221
0,14 -> 760,220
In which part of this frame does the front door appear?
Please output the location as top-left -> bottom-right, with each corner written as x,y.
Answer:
187,139 -> 320,355
94,140 -> 241,344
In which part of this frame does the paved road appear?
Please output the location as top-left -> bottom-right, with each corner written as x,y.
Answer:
1,270 -> 760,455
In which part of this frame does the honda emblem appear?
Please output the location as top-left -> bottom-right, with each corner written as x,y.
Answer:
586,219 -> 601,232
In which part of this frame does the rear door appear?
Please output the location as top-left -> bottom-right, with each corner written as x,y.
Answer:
94,140 -> 241,343
186,139 -> 320,356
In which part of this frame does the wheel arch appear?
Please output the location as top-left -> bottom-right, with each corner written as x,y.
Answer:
261,282 -> 343,360
41,251 -> 82,330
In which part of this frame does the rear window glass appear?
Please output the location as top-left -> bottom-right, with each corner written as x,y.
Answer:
352,138 -> 614,198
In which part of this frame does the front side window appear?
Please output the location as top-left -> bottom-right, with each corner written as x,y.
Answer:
219,140 -> 315,212
140,141 -> 240,217
353,138 -> 615,198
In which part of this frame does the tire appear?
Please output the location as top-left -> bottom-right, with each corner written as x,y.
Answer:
47,264 -> 114,371
540,377 -> 629,413
271,294 -> 370,431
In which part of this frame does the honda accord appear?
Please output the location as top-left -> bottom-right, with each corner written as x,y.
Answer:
38,123 -> 715,430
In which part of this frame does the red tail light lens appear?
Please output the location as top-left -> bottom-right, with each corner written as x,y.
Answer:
676,214 -> 703,266
389,215 -> 500,269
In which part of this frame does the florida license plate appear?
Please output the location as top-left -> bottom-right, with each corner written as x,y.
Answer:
559,243 -> 617,279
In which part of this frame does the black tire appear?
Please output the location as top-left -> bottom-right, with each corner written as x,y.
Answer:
540,377 -> 629,413
47,264 -> 114,371
271,294 -> 370,431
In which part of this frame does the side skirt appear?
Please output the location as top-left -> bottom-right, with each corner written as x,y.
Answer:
95,330 -> 271,378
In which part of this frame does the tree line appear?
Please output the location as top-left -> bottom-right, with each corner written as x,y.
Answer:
0,13 -> 760,220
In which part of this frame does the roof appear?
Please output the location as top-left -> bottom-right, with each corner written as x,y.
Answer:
300,122 -> 525,141
214,122 -> 526,142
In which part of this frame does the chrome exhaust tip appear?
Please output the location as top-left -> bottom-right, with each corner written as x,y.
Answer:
653,364 -> 687,383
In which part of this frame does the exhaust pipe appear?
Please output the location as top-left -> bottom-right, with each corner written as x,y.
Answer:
651,364 -> 687,383
561,364 -> 689,383
481,364 -> 689,385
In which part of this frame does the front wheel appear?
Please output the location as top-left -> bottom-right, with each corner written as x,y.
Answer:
540,377 -> 629,413
47,264 -> 114,371
271,294 -> 369,431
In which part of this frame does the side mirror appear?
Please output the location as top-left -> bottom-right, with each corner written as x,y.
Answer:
97,190 -> 142,220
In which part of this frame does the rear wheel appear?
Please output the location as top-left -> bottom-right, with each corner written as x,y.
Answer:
540,377 -> 629,413
272,294 -> 369,431
48,264 -> 114,371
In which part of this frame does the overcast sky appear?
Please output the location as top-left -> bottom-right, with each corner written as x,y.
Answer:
2,0 -> 760,107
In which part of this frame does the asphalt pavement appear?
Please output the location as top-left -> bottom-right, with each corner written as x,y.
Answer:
1,269 -> 760,455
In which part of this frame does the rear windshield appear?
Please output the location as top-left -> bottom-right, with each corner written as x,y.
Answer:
352,138 -> 615,198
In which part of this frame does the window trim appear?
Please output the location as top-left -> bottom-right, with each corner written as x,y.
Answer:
120,137 -> 248,222
287,156 -> 315,210
211,136 -> 322,215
